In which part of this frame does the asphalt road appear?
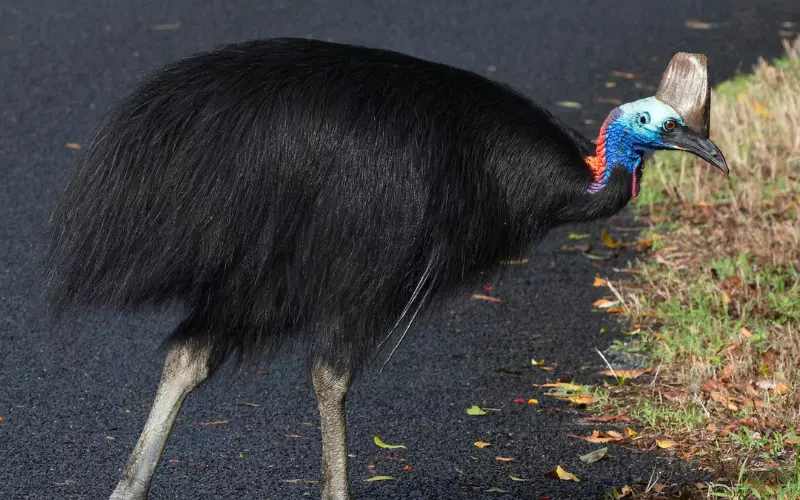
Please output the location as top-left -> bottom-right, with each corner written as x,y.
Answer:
2,1 -> 799,499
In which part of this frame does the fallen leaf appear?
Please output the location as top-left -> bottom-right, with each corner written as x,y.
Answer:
656,439 -> 677,449
495,456 -> 514,462
65,143 -> 81,150
403,465 -> 413,471
685,19 -> 712,30
569,233 -> 592,240
528,398 -> 538,405
474,441 -> 491,448
599,368 -> 651,379
625,428 -> 637,438
531,358 -> 545,366
539,382 -> 583,391
470,294 -> 502,303
0,416 -> 3,422
579,447 -> 608,464
539,366 -> 555,372
373,436 -> 406,449
565,393 -> 598,405
152,22 -> 181,30
621,485 -> 633,496
611,71 -> 637,80
585,252 -> 615,261
601,228 -> 622,249
597,97 -> 622,106
651,483 -> 666,493
514,398 -> 526,403
710,391 -> 739,411
200,420 -> 229,426
592,275 -> 608,287
286,434 -> 303,438
363,476 -> 394,482
592,298 -> 617,309
237,402 -> 259,408
569,430 -> 623,444
740,327 -> 753,338
509,474 -> 529,481
555,101 -> 582,109
718,363 -> 735,381
466,405 -> 487,416
722,291 -> 731,306
55,479 -> 73,486
605,82 -> 617,88
486,488 -> 510,493
763,349 -> 779,367
546,465 -> 580,482
169,459 -> 183,463
701,380 -> 725,393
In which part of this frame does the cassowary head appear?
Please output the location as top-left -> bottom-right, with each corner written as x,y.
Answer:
586,53 -> 729,197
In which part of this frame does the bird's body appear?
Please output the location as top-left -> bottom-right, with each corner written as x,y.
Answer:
44,37 -> 630,373
41,38 -> 727,500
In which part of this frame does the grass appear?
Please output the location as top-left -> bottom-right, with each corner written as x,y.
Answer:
629,399 -> 706,433
593,38 -> 800,498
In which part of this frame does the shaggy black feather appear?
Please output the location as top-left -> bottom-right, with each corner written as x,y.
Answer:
42,37 -> 633,375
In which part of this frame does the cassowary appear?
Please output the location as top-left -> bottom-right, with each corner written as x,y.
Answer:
41,37 -> 728,500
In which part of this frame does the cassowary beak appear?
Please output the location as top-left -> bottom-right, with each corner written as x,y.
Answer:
660,125 -> 729,175
655,52 -> 729,176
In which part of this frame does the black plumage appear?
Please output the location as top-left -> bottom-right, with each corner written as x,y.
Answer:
43,37 -> 630,375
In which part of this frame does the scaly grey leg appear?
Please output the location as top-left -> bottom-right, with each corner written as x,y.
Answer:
312,361 -> 353,500
109,344 -> 210,500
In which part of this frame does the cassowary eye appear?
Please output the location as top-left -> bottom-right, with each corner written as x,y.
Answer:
664,119 -> 677,132
639,113 -> 650,125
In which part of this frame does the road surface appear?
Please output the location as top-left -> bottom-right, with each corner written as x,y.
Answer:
1,1 -> 798,498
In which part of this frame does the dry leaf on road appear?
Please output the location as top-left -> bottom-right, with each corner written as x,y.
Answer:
579,447 -> 608,464
546,465 -> 580,482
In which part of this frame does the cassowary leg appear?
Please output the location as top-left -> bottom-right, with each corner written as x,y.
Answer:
109,342 -> 210,500
312,360 -> 353,500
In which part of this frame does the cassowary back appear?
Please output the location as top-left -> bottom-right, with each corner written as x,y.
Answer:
42,37 -> 595,372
